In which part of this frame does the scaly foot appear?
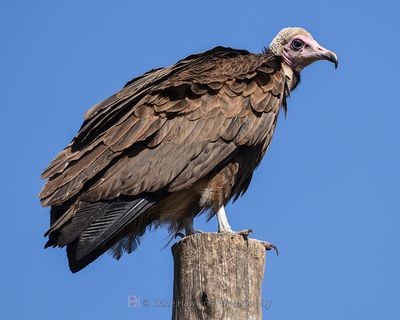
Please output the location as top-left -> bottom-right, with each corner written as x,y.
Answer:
218,228 -> 254,237
234,228 -> 254,237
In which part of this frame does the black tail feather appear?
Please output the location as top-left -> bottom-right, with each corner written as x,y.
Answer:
58,202 -> 111,246
65,196 -> 157,273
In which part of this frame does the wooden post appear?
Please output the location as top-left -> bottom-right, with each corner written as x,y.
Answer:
171,233 -> 267,320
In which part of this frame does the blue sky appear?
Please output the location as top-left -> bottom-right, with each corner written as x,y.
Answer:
1,0 -> 399,319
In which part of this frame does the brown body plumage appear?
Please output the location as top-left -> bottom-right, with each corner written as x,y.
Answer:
40,28 -> 337,272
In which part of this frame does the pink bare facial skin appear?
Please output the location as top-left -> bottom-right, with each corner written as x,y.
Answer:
282,34 -> 338,72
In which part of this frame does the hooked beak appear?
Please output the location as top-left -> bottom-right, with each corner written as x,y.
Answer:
316,46 -> 338,69
308,37 -> 338,69
320,50 -> 338,69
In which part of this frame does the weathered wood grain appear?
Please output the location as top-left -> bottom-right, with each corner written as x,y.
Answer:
172,233 -> 267,320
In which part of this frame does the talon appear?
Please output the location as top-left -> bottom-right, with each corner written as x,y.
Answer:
193,230 -> 204,234
259,241 -> 279,256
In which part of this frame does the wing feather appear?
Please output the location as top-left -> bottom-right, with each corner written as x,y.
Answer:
41,47 -> 286,212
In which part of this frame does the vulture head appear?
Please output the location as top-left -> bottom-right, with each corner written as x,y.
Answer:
269,27 -> 338,72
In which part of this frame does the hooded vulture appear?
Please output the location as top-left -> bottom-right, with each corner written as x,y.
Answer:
40,27 -> 338,273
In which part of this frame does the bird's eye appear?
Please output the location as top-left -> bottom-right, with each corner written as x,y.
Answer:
291,39 -> 303,50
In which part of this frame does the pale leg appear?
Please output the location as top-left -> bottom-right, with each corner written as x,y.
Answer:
216,205 -> 278,255
174,215 -> 203,238
217,206 -> 233,233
